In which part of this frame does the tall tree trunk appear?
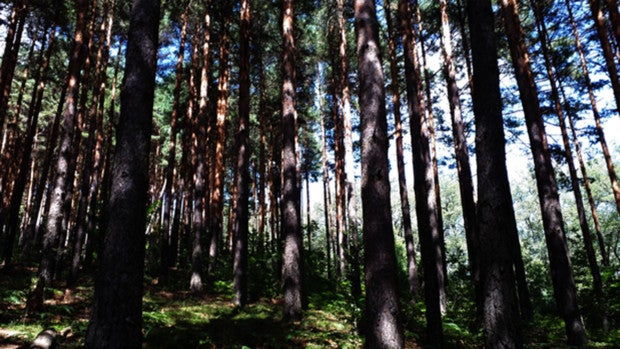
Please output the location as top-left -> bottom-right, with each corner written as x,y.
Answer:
30,0 -> 89,311
189,13 -> 207,294
589,0 -> 620,116
161,2 -> 189,276
384,0 -> 419,297
354,1 -> 404,346
0,0 -> 26,143
209,1 -> 232,275
415,0 -> 449,299
85,0 -> 160,345
499,0 -> 587,346
604,0 -> 620,52
317,65 -> 333,280
69,0 -> 116,286
2,25 -> 55,267
560,82 -> 609,267
336,0 -> 361,300
467,0 -> 522,346
439,0 -> 482,316
532,0 -> 608,331
566,0 -> 620,216
232,0 -> 251,308
281,0 -> 303,322
399,0 -> 445,342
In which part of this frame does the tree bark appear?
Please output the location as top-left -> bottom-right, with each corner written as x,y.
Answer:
354,0 -> 404,347
85,0 -> 160,346
439,0 -> 482,317
30,0 -> 88,310
566,0 -> 620,216
281,0 -> 303,322
467,0 -> 522,347
399,0 -> 445,342
232,0 -> 251,308
532,0 -> 607,330
498,0 -> 587,346
589,0 -> 620,116
384,0 -> 419,298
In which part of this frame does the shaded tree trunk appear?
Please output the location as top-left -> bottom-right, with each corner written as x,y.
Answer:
589,0 -> 620,116
354,1 -> 404,347
532,0 -> 607,331
85,0 -> 160,346
467,0 -> 522,346
567,0 -> 620,216
384,0 -> 419,297
161,2 -> 189,276
498,0 -> 587,346
232,0 -> 251,308
439,0 -> 482,317
30,0 -> 89,311
209,1 -> 232,275
281,0 -> 303,322
399,0 -> 445,342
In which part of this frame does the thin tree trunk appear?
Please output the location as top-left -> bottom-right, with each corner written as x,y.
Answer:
532,0 -> 607,331
2,25 -> 55,267
439,0 -> 482,317
232,0 -> 251,308
354,1 -> 404,346
560,83 -> 609,267
467,0 -> 522,346
30,0 -> 89,311
189,14 -> 207,294
567,0 -> 620,215
336,0 -> 361,300
161,2 -> 189,275
384,0 -> 418,298
415,0 -> 448,301
317,65 -> 333,280
0,0 -> 26,143
399,0 -> 445,342
589,0 -> 620,116
499,0 -> 587,346
209,1 -> 232,275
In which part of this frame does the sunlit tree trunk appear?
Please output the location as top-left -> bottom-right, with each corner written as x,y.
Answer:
467,0 -> 522,346
2,25 -> 55,267
281,0 -> 303,322
336,0 -> 361,300
439,0 -> 481,316
189,11 -> 208,294
532,0 -> 607,331
559,82 -> 609,267
30,0 -> 89,311
354,1 -> 404,346
567,0 -> 620,216
384,0 -> 419,297
209,1 -> 232,275
85,0 -> 160,345
317,65 -> 333,280
414,1 -> 448,298
589,0 -> 620,115
399,0 -> 445,342
232,0 -> 251,308
499,0 -> 587,345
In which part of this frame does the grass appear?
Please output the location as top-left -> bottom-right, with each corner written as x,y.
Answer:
0,264 -> 364,348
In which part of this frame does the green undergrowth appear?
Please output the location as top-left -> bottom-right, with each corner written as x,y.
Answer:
0,264 -> 363,348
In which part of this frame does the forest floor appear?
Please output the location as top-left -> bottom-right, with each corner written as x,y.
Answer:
1,263 -> 618,348
0,264 -> 420,348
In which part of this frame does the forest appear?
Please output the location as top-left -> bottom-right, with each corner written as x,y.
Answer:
0,0 -> 619,347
